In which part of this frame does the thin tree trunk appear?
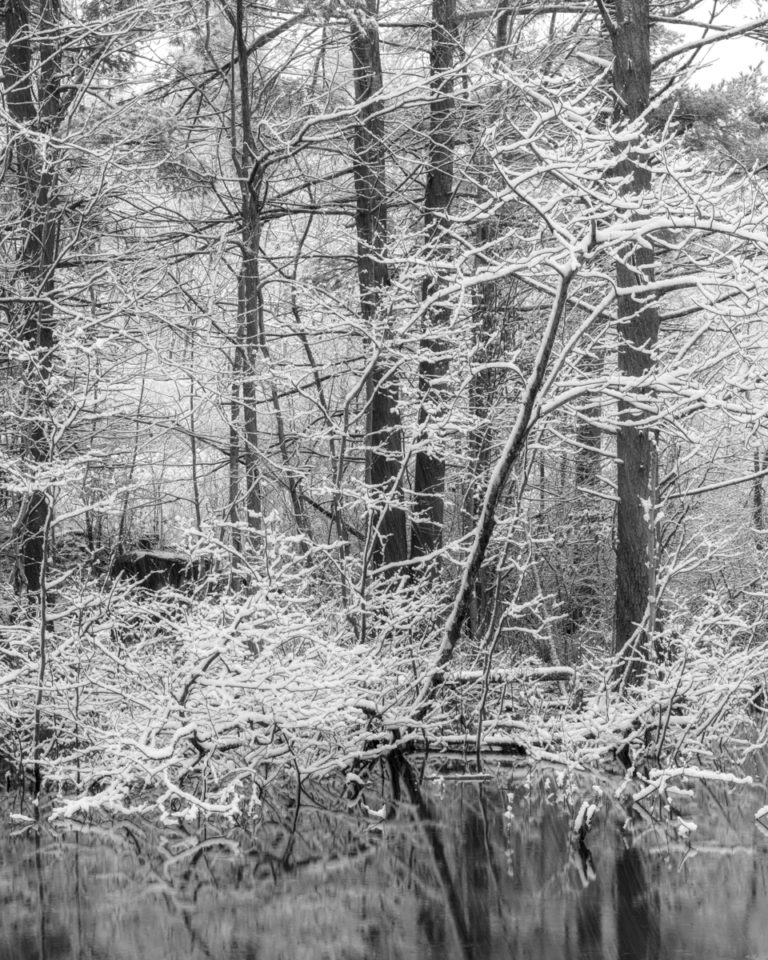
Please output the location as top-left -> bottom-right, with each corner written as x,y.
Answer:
255,300 -> 311,544
229,1 -> 309,553
753,449 -> 767,551
83,286 -> 104,554
230,0 -> 264,550
350,0 -> 407,570
187,345 -> 203,535
571,341 -> 606,624
238,268 -> 264,545
33,509 -> 52,796
411,0 -> 457,561
117,355 -> 148,548
227,356 -> 243,561
754,450 -> 764,533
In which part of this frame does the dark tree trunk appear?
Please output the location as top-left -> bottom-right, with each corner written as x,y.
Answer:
350,1 -> 407,569
4,0 -> 61,597
227,0 -> 312,556
411,0 -> 457,561
232,0 -> 265,551
609,0 -> 661,680
466,271 -> 499,633
463,4 -> 511,629
754,450 -> 764,532
238,260 -> 264,546
227,362 -> 243,574
753,449 -> 767,550
4,0 -> 62,797
616,847 -> 661,960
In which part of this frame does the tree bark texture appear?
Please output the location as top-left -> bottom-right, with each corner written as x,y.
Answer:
4,0 -> 61,595
411,0 -> 457,561
610,0 -> 661,679
350,1 -> 407,569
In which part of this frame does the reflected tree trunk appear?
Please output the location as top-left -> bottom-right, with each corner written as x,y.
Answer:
390,750 -> 473,960
459,794 -> 492,955
616,846 -> 660,960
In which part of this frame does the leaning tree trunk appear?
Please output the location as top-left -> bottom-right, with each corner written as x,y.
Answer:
350,1 -> 407,570
609,0 -> 661,682
413,268 -> 579,717
411,0 -> 457,562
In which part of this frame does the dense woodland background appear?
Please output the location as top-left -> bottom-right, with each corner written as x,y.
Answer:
3,0 -> 768,813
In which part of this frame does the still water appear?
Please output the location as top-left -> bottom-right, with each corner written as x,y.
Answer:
1,763 -> 767,960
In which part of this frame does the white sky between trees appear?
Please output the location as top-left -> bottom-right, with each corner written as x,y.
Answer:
680,0 -> 765,86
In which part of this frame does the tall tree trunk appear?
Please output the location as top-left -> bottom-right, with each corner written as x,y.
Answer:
411,0 -> 457,561
4,0 -> 61,796
464,5 -> 510,628
231,1 -> 309,549
4,0 -> 61,597
609,0 -> 661,681
188,383 -> 203,536
232,0 -> 264,550
350,0 -> 407,570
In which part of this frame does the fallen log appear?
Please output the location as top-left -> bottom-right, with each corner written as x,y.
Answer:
448,667 -> 575,684
409,733 -> 528,755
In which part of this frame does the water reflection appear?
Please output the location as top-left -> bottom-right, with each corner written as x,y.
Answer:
1,766 -> 767,960
616,846 -> 659,960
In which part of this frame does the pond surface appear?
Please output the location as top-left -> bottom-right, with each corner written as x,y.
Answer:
2,762 -> 768,960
